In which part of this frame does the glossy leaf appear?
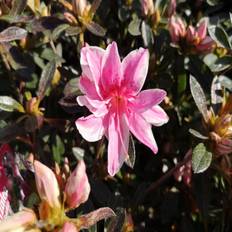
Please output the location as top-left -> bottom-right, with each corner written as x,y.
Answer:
141,21 -> 154,48
208,25 -> 231,49
192,143 -> 212,173
0,96 -> 24,113
37,60 -> 56,99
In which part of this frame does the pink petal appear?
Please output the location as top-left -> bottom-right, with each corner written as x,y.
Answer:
75,115 -> 104,142
107,113 -> 129,176
122,48 -> 149,95
142,105 -> 169,126
101,42 -> 122,94
128,113 -> 158,154
65,160 -> 90,209
61,222 -> 78,232
197,20 -> 207,40
80,45 -> 105,83
0,209 -> 36,231
196,37 -> 215,52
80,46 -> 105,98
79,76 -> 100,100
186,26 -> 196,43
130,89 -> 166,113
77,95 -> 108,117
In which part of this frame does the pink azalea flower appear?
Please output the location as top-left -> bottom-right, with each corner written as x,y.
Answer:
75,42 -> 169,176
169,17 -> 215,53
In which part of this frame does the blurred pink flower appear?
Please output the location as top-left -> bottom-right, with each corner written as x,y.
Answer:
140,0 -> 155,16
167,0 -> 176,17
169,16 -> 215,53
65,159 -> 90,209
75,42 -> 169,176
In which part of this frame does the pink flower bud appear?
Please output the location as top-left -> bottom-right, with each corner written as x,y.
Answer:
140,0 -> 155,16
60,222 -> 78,232
65,160 -> 90,209
169,16 -> 186,43
34,160 -> 60,208
0,208 -> 36,231
167,0 -> 176,17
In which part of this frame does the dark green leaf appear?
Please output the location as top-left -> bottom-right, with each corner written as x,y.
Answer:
208,25 -> 231,49
0,96 -> 24,113
52,135 -> 65,164
189,75 -> 208,122
0,26 -> 27,42
37,60 -> 56,99
177,73 -> 187,94
192,143 -> 212,173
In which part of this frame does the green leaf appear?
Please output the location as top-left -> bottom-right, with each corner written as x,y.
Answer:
128,18 -> 141,36
177,73 -> 187,94
85,21 -> 106,37
192,143 -> 212,173
52,135 -> 65,164
0,26 -> 27,42
189,75 -> 208,122
37,60 -> 56,99
141,21 -> 154,48
0,96 -> 24,112
72,147 -> 85,160
230,12 -> 232,25
218,75 -> 232,90
10,0 -> 27,16
208,25 -> 231,49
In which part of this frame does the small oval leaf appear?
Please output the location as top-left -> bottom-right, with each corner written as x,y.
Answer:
189,75 -> 208,122
192,143 -> 212,173
85,21 -> 106,37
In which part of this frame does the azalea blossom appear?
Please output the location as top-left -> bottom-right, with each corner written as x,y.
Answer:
169,16 -> 215,53
75,42 -> 169,176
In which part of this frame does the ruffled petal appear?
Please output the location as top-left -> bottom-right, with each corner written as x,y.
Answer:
142,105 -> 169,126
122,48 -> 149,95
75,115 -> 105,142
107,112 -> 129,176
130,89 -> 166,113
128,112 -> 158,154
77,95 -> 108,117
